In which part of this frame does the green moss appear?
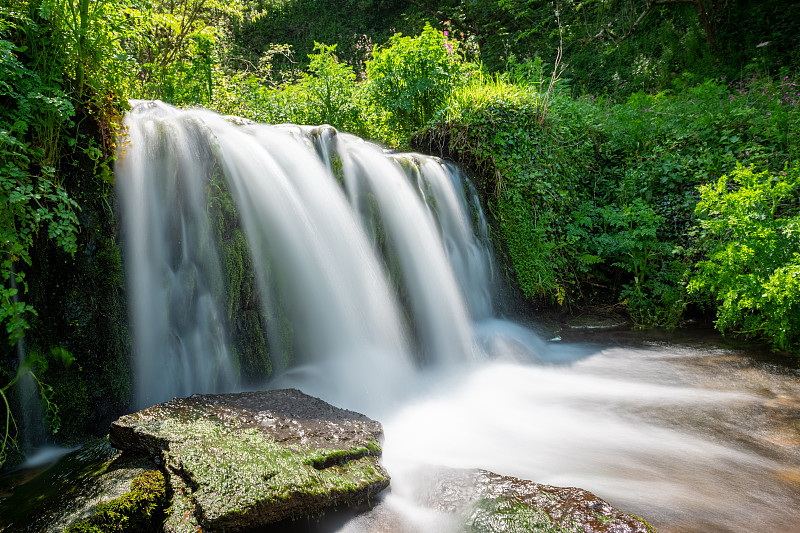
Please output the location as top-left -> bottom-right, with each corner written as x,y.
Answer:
305,444 -> 381,469
466,494 -> 659,533
208,175 -> 274,381
127,415 -> 387,526
467,497 -> 574,533
498,192 -> 562,304
48,370 -> 92,441
224,229 -> 247,320
64,469 -> 168,533
630,514 -> 659,533
16,188 -> 132,442
164,473 -> 201,533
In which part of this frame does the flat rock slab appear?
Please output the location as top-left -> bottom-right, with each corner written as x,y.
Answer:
109,389 -> 389,532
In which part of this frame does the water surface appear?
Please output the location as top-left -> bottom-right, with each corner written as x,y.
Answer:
311,329 -> 800,533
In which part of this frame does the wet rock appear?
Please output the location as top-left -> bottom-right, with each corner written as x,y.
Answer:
164,472 -> 203,533
0,439 -> 164,532
417,468 -> 657,533
65,468 -> 168,532
563,312 -> 629,332
109,389 -> 389,531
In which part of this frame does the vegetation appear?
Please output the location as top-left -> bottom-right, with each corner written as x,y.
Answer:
418,73 -> 798,333
690,164 -> 800,351
64,469 -> 168,533
1,0 -> 799,469
1,0 -> 129,466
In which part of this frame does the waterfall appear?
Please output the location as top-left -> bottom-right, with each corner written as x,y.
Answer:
116,101 -> 498,409
7,262 -> 46,452
117,103 -> 237,408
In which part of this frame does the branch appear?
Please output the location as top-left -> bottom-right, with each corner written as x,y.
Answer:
407,0 -> 478,37
582,0 -> 697,46
162,0 -> 208,66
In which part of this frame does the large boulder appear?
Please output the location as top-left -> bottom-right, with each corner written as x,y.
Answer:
108,389 -> 389,532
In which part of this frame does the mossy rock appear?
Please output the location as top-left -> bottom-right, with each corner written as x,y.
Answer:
466,470 -> 656,533
109,389 -> 389,531
409,468 -> 657,533
0,439 -> 164,532
64,469 -> 167,533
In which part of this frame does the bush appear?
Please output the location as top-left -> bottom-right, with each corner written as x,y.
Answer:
417,68 -> 798,337
366,23 -> 466,143
296,42 -> 368,135
689,164 -> 800,352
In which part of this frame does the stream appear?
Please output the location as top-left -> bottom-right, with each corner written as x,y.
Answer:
269,327 -> 800,533
2,329 -> 797,533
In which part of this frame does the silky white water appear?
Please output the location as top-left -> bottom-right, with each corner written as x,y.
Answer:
370,343 -> 800,533
116,102 -> 800,532
118,104 -> 236,408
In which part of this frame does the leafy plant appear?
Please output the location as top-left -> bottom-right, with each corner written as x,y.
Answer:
689,164 -> 800,351
366,23 -> 465,141
298,42 -> 366,135
0,5 -> 80,344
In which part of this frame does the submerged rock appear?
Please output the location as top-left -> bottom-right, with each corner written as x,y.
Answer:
469,470 -> 655,532
0,439 -> 165,532
407,467 -> 656,533
109,389 -> 389,531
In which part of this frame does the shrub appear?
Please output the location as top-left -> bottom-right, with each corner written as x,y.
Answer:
366,23 -> 465,142
689,164 -> 800,352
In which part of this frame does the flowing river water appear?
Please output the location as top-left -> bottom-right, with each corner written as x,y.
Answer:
350,332 -> 800,533
19,102 -> 794,532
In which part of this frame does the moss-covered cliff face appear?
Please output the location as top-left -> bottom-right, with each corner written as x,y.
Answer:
207,171 -> 275,384
410,126 -> 541,318
26,212 -> 131,442
0,108 -> 132,446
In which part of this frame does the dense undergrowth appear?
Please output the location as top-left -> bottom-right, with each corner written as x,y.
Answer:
416,72 -> 800,338
1,0 -> 799,466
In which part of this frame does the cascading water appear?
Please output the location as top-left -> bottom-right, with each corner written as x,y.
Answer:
118,104 -> 237,408
8,266 -> 45,453
116,102 -> 800,533
116,101 -> 493,409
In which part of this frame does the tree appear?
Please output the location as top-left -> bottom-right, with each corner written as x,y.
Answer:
580,0 -> 728,47
127,0 -> 243,103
